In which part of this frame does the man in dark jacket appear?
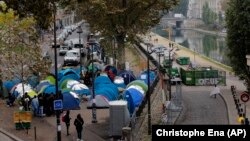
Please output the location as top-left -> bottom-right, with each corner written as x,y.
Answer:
74,114 -> 84,141
64,110 -> 71,136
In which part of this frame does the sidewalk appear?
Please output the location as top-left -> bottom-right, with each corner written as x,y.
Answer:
147,32 -> 250,124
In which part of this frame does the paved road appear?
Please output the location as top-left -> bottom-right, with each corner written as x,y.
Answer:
175,86 -> 229,124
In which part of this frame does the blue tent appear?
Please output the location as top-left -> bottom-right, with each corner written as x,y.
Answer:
114,76 -> 126,88
35,80 -> 51,93
138,70 -> 156,86
88,75 -> 119,107
58,68 -> 79,81
58,74 -> 80,89
3,79 -> 21,92
62,91 -> 80,110
27,74 -> 39,88
118,70 -> 136,85
43,85 -> 56,95
124,87 -> 144,115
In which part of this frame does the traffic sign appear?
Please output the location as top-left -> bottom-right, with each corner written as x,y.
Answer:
54,100 -> 63,110
240,92 -> 249,103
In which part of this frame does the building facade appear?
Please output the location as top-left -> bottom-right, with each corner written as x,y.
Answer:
187,0 -> 222,19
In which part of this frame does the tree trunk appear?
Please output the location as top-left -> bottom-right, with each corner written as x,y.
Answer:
116,34 -> 126,70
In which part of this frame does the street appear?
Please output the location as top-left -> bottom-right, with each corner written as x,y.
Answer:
175,86 -> 228,124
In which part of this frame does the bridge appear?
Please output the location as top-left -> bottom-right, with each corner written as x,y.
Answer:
160,17 -> 185,28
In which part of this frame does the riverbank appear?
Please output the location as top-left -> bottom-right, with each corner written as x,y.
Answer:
180,27 -> 227,37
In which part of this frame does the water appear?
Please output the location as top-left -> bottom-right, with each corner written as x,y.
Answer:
152,25 -> 231,66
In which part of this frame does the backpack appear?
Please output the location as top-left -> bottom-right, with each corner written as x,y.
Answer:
61,114 -> 66,122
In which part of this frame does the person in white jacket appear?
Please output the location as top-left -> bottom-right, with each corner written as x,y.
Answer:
210,84 -> 221,99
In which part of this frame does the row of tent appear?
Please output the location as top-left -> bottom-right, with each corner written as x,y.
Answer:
1,64 -> 157,115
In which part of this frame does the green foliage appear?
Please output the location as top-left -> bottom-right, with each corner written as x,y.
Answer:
202,2 -> 217,25
172,0 -> 188,17
226,0 -> 250,91
3,0 -> 61,29
0,1 -> 50,82
73,0 -> 179,64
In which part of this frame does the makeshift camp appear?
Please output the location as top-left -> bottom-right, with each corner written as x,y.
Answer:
118,70 -> 136,85
138,70 -> 156,86
87,75 -> 119,108
62,91 -> 80,110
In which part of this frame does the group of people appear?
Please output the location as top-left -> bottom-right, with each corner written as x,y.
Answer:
63,110 -> 84,141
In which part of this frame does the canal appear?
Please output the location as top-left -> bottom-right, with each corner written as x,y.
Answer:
152,26 -> 231,66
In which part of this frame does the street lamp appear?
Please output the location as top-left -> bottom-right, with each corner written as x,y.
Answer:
145,41 -> 153,135
52,2 -> 61,141
77,26 -> 83,79
89,41 -> 97,123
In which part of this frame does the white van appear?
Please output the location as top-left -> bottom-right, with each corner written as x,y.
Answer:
63,49 -> 80,66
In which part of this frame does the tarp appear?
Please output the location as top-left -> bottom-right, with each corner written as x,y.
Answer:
118,70 -> 136,85
138,70 -> 156,86
42,85 -> 56,95
58,68 -> 79,81
62,91 -> 80,110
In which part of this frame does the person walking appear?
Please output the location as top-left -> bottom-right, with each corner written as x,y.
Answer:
74,114 -> 84,141
210,84 -> 221,98
64,110 -> 71,136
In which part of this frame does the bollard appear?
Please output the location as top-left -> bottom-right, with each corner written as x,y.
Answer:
34,126 -> 37,140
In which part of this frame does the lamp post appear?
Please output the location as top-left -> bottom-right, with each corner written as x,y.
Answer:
89,41 -> 97,123
53,2 -> 61,141
77,26 -> 83,79
145,41 -> 153,135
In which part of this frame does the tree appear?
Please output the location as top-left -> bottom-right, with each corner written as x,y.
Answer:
202,2 -> 217,25
0,1 -> 51,87
3,0 -> 62,29
172,0 -> 188,17
226,0 -> 250,91
69,0 -> 179,67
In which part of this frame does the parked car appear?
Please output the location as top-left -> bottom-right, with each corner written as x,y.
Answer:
63,49 -> 80,66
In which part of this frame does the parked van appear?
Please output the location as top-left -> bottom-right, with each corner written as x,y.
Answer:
63,49 -> 80,66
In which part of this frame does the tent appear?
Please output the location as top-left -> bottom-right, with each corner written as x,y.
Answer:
35,80 -> 51,93
113,76 -> 126,89
11,83 -> 32,98
138,70 -> 156,86
3,79 -> 21,92
118,70 -> 136,85
124,86 -> 145,115
87,95 -> 109,108
58,68 -> 79,81
71,83 -> 90,96
58,74 -> 80,89
27,74 -> 39,88
126,80 -> 148,92
87,75 -> 119,108
45,75 -> 56,85
62,91 -> 80,110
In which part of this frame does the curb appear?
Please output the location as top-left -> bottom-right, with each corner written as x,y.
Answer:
218,94 -> 230,124
0,128 -> 24,141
